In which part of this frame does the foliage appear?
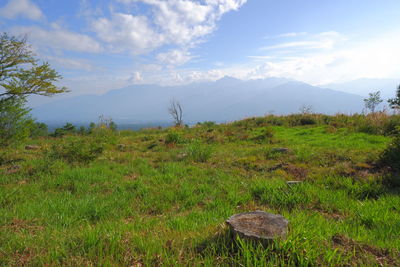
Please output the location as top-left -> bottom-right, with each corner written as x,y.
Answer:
250,127 -> 274,143
30,122 -> 48,138
0,97 -> 33,146
379,126 -> 400,172
53,122 -> 77,137
98,115 -> 117,131
388,84 -> 400,111
1,115 -> 400,266
165,130 -> 184,145
185,140 -> 213,162
0,32 -> 67,102
364,91 -> 383,113
0,32 -> 67,145
48,137 -> 104,164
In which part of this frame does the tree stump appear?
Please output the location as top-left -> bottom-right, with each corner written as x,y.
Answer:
226,211 -> 288,244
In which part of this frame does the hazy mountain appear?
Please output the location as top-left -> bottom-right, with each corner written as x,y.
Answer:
32,77 -> 364,124
323,78 -> 399,99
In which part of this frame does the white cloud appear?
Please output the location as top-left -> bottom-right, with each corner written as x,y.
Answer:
129,71 -> 143,83
92,13 -> 163,54
244,31 -> 400,85
0,0 -> 43,20
12,25 -> 103,53
90,0 -> 247,56
276,32 -> 307,38
127,30 -> 400,86
43,55 -> 96,71
261,31 -> 345,51
156,49 -> 192,66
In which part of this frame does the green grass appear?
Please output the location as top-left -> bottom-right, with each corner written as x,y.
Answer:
0,121 -> 399,266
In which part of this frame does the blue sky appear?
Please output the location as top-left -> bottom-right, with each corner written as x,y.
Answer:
1,0 -> 400,99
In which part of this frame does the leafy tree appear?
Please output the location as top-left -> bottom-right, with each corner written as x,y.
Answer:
53,122 -> 76,137
30,122 -> 48,138
0,33 -> 67,101
0,97 -> 33,146
388,84 -> 400,111
364,91 -> 383,113
88,122 -> 96,134
78,126 -> 86,135
109,121 -> 117,131
0,32 -> 67,145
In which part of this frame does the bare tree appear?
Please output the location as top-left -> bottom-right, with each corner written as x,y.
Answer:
299,104 -> 313,114
168,99 -> 183,126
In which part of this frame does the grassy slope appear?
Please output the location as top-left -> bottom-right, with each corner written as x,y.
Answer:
0,123 -> 399,266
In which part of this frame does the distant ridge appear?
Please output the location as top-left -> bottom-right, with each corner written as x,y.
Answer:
322,78 -> 399,99
32,77 -> 364,124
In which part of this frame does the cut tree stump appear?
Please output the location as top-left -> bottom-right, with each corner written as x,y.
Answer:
226,211 -> 288,244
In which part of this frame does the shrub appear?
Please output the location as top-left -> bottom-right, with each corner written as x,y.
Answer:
30,122 -> 48,138
198,121 -> 216,128
90,127 -> 118,146
379,127 -> 400,171
165,131 -> 184,145
250,127 -> 274,143
0,98 -> 34,146
383,115 -> 400,135
185,140 -> 213,162
53,122 -> 76,137
49,137 -> 104,164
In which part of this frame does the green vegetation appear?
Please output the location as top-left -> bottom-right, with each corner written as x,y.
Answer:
1,114 -> 399,266
0,32 -> 67,147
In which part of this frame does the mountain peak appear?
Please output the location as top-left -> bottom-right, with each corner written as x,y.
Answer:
216,76 -> 242,84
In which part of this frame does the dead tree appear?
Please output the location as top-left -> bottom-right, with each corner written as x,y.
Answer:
168,100 -> 183,126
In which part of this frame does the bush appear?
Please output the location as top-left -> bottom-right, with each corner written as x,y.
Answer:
53,122 -> 76,137
0,98 -> 34,146
90,127 -> 118,146
165,131 -> 184,145
30,122 -> 48,138
379,127 -> 400,171
250,127 -> 274,143
49,137 -> 104,164
185,140 -> 213,162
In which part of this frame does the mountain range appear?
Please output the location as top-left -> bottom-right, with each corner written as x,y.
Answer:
322,78 -> 399,99
32,77 -> 371,124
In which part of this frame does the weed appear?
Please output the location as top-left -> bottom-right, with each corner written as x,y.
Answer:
165,131 -> 184,145
48,137 -> 104,164
185,140 -> 213,162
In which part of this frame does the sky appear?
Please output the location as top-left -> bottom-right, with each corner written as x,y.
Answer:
1,0 -> 400,100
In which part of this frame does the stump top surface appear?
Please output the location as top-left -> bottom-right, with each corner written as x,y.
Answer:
226,211 -> 288,240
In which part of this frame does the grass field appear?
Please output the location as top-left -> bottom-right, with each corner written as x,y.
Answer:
1,119 -> 399,266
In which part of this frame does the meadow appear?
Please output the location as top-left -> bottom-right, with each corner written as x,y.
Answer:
0,114 -> 399,266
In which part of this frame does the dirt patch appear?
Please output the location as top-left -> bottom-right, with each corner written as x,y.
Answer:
12,248 -> 36,267
283,164 -> 308,179
332,234 -> 398,266
2,218 -> 44,235
124,173 -> 139,181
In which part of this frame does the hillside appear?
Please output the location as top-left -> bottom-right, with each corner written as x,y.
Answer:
1,114 -> 399,266
31,77 -> 364,124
